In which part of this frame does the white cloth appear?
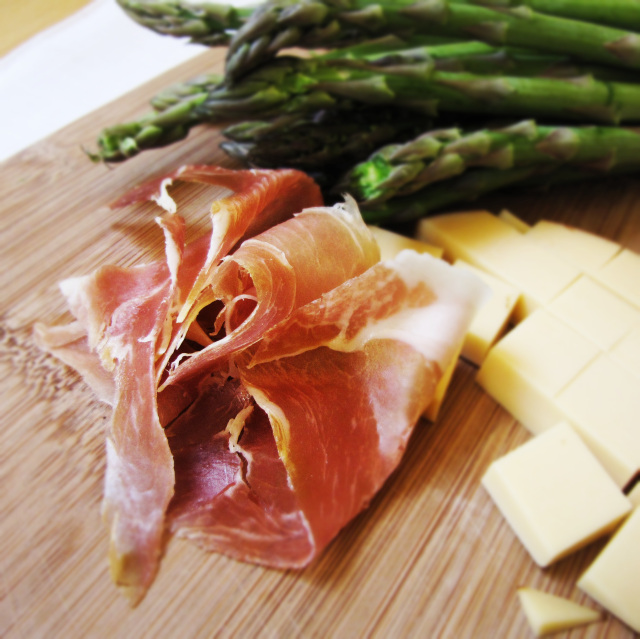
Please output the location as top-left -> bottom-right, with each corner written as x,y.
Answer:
0,0 -> 208,161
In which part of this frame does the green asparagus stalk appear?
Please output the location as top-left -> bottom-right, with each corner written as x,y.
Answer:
459,0 -> 640,32
219,105 -> 429,180
93,54 -> 640,161
225,0 -> 640,80
115,0 -> 640,47
116,0 -> 255,45
361,164 -> 543,223
321,36 -> 640,82
361,161 -> 640,224
339,120 -> 640,203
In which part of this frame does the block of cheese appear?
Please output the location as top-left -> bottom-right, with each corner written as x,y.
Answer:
547,275 -> 640,350
628,482 -> 640,508
475,235 -> 580,322
367,225 -> 444,261
517,588 -> 601,636
416,210 -> 520,264
578,507 -> 640,633
417,211 -> 581,321
454,260 -> 520,365
610,325 -> 640,380
482,422 -> 632,567
525,220 -> 620,273
424,342 -> 462,422
476,310 -> 599,435
499,209 -> 530,233
556,353 -> 640,488
595,248 -> 640,308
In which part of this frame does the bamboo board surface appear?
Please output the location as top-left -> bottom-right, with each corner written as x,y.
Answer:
1,47 -> 639,639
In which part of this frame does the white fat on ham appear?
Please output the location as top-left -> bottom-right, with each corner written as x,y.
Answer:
326,250 -> 490,372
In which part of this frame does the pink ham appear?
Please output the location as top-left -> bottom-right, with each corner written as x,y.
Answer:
37,166 -> 324,604
36,165 -> 486,604
163,196 -> 380,387
236,252 -> 486,555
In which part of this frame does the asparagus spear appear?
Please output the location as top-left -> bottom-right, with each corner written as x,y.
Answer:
115,0 -> 640,46
361,164 -> 544,223
116,0 -> 255,45
219,105 -> 430,184
361,162 -> 640,225
339,120 -> 640,203
462,0 -> 640,32
322,37 -> 640,82
225,0 -> 640,80
93,54 -> 640,161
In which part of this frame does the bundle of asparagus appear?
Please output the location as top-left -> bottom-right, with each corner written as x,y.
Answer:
223,0 -> 640,80
95,0 -> 640,224
341,120 -> 640,222
220,104 -> 432,185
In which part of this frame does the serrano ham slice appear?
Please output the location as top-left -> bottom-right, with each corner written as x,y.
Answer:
35,166 -> 486,604
38,167 -> 324,604
163,197 -> 380,387
236,252 -> 485,554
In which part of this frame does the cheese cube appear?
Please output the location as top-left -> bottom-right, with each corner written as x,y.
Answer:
547,275 -> 640,350
417,211 -> 580,321
499,209 -> 530,233
556,354 -> 640,488
517,588 -> 601,636
610,325 -> 640,380
416,210 -> 519,264
578,507 -> 640,633
475,234 -> 580,322
628,482 -> 640,508
476,310 -> 599,434
482,422 -> 632,567
424,342 -> 462,422
526,220 -> 620,273
367,225 -> 444,261
453,260 -> 520,365
595,248 -> 640,308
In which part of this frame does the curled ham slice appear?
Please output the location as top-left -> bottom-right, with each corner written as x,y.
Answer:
164,197 -> 380,387
35,166 -> 486,604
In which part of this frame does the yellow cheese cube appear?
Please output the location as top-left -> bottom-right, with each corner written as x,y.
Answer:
476,310 -> 599,434
628,482 -> 640,508
517,588 -> 602,636
595,248 -> 640,308
547,275 -> 640,350
499,209 -> 530,233
610,325 -> 640,380
423,342 -> 462,422
476,234 -> 580,322
367,225 -> 444,261
417,210 -> 519,263
526,220 -> 620,273
556,353 -> 640,488
482,422 -> 632,567
578,507 -> 640,633
453,260 -> 520,365
417,211 -> 581,322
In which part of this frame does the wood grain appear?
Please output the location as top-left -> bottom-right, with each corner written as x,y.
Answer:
1,47 -> 638,639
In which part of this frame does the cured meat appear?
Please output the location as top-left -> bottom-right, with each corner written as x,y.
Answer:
165,376 -> 315,567
37,166 -> 325,604
35,165 -> 486,604
163,197 -> 380,387
237,252 -> 486,554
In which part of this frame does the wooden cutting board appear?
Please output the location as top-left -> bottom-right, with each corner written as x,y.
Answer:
1,47 -> 639,639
